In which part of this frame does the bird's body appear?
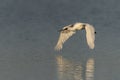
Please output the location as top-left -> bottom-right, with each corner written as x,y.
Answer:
55,22 -> 96,51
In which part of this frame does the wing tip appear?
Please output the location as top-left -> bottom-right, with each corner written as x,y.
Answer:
89,44 -> 95,49
54,45 -> 62,51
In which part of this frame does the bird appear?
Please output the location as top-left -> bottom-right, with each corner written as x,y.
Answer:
55,22 -> 96,51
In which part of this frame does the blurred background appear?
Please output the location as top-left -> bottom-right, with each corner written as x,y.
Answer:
0,0 -> 120,80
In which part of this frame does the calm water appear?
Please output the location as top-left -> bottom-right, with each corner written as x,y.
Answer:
0,0 -> 120,80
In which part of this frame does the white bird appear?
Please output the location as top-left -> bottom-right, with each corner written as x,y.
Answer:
55,22 -> 96,51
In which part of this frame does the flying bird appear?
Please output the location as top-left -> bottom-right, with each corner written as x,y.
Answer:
55,22 -> 96,51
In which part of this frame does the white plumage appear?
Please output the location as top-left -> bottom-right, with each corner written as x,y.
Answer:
55,22 -> 96,51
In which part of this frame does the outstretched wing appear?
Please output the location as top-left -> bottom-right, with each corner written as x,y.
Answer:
55,31 -> 75,51
85,24 -> 95,49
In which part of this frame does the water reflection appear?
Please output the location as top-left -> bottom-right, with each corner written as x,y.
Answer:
85,58 -> 94,80
56,55 -> 95,80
